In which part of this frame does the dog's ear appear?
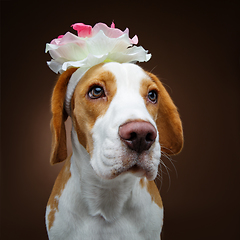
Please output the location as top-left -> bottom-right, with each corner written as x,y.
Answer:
50,68 -> 77,165
147,72 -> 184,155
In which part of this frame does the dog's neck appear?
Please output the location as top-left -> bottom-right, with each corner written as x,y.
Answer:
70,128 -> 138,222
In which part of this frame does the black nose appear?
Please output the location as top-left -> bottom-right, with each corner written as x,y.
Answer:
118,121 -> 157,153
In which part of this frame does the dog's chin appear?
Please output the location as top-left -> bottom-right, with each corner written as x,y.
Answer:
127,164 -> 157,181
92,161 -> 157,181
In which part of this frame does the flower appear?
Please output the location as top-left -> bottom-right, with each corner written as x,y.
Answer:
46,22 -> 152,115
45,22 -> 151,74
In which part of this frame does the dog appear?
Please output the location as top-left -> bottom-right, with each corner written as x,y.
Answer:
45,62 -> 183,240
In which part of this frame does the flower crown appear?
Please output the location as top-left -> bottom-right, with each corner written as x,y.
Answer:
46,22 -> 151,115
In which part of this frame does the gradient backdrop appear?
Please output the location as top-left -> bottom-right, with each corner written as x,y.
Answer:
1,1 -> 240,239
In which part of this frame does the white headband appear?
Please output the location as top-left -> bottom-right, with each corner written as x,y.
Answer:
46,22 -> 151,115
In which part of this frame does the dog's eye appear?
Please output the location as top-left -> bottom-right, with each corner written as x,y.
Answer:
88,86 -> 105,99
148,90 -> 158,103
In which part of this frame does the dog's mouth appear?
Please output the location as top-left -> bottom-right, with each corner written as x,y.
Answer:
109,163 -> 146,179
128,164 -> 141,172
97,161 -> 156,181
127,164 -> 148,178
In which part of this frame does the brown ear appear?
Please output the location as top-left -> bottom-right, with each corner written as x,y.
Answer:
50,68 -> 77,165
147,72 -> 184,155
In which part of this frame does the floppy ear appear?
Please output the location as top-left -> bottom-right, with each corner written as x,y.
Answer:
147,72 -> 184,155
50,68 -> 77,165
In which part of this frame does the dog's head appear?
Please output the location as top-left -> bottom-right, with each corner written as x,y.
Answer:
50,62 -> 183,181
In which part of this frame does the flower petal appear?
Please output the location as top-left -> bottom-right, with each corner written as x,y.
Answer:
108,46 -> 151,63
92,22 -> 126,39
131,35 -> 138,44
47,59 -> 65,73
49,42 -> 88,62
87,31 -> 131,56
71,23 -> 92,37
111,21 -> 115,28
62,53 -> 108,71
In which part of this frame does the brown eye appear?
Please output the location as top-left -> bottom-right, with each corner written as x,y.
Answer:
148,90 -> 158,103
88,86 -> 105,99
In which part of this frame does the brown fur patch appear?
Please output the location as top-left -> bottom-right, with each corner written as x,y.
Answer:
140,77 -> 160,121
139,178 -> 162,208
143,72 -> 184,155
147,180 -> 163,208
47,155 -> 72,230
72,64 -> 117,154
139,178 -> 146,188
50,68 -> 78,164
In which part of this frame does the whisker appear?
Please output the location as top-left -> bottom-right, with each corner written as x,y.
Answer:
159,157 -> 172,192
149,65 -> 158,74
155,144 -> 179,192
161,151 -> 178,179
156,163 -> 163,190
160,145 -> 175,155
161,144 -> 178,178
161,82 -> 173,94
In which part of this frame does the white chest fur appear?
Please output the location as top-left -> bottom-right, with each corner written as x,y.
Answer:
46,130 -> 163,240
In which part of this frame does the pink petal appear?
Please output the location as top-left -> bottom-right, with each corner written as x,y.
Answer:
93,22 -> 124,38
111,21 -> 115,28
50,35 -> 64,44
71,23 -> 92,37
131,35 -> 138,44
50,32 -> 85,46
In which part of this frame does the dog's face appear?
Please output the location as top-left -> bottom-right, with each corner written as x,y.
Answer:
50,63 -> 183,181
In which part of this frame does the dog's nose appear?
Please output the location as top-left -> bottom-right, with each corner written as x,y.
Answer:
119,121 -> 157,153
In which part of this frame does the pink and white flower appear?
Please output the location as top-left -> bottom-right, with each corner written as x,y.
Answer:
46,22 -> 151,74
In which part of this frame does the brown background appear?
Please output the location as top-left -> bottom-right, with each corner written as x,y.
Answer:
1,1 -> 240,239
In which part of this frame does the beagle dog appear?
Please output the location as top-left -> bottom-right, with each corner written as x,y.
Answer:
46,62 -> 183,240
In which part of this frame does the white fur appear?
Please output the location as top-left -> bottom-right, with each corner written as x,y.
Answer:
46,63 -> 163,240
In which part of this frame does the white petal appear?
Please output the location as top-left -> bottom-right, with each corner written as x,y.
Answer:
87,31 -> 131,56
52,43 -> 89,61
45,43 -> 59,53
108,46 -> 151,63
47,60 -> 64,73
62,54 -> 108,71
